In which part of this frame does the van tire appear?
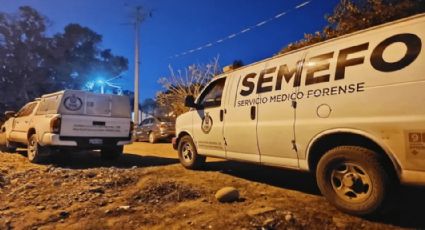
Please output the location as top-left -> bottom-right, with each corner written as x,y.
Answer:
101,146 -> 123,160
148,132 -> 157,144
316,146 -> 393,216
27,134 -> 48,163
178,135 -> 205,170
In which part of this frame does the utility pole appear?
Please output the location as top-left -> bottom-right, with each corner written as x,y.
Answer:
133,6 -> 141,127
131,6 -> 149,127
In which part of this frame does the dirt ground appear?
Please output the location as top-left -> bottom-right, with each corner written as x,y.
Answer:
0,142 -> 424,230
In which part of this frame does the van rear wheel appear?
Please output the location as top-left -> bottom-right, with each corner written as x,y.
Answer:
101,146 -> 123,160
316,146 -> 393,216
178,135 -> 205,170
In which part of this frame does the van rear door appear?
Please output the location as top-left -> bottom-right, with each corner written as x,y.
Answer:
58,91 -> 131,138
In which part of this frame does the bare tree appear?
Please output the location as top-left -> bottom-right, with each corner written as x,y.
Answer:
279,0 -> 425,54
156,57 -> 221,116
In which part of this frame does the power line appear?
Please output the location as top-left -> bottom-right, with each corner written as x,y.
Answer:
169,1 -> 312,59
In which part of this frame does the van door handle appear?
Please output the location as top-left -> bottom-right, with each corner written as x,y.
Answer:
250,106 -> 256,120
220,109 -> 224,122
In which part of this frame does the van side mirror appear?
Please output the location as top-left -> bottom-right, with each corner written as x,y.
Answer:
184,95 -> 196,108
185,95 -> 204,110
4,111 -> 16,119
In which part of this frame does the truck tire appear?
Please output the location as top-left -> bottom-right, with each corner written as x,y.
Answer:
316,146 -> 393,216
27,134 -> 49,163
4,140 -> 17,153
178,135 -> 205,170
148,132 -> 157,144
0,131 -> 16,153
101,146 -> 123,160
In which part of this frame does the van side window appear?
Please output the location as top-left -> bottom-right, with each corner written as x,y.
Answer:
198,78 -> 226,108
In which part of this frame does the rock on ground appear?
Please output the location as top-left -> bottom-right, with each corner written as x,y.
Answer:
215,186 -> 240,203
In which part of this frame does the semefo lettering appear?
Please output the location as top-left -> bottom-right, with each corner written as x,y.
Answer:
239,33 -> 422,96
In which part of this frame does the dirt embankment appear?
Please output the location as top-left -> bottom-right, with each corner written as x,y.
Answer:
0,143 -> 424,230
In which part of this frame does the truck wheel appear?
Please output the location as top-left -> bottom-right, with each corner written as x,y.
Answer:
316,146 -> 393,216
0,139 -> 17,153
101,146 -> 123,160
148,132 -> 157,144
27,134 -> 48,163
0,131 -> 16,153
178,135 -> 205,169
4,140 -> 17,153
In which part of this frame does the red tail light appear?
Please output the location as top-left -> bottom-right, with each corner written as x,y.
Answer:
50,117 -> 61,133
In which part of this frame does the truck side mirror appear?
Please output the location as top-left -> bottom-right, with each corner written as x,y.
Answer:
4,111 -> 16,119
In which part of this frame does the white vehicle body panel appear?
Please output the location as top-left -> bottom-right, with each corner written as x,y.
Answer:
224,69 -> 260,163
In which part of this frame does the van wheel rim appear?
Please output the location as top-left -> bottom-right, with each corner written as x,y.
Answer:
28,138 -> 37,160
149,133 -> 154,143
330,162 -> 372,203
181,142 -> 193,162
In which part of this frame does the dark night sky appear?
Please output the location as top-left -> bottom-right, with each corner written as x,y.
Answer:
0,0 -> 339,101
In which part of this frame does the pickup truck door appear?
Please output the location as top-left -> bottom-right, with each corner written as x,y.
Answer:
9,102 -> 38,142
192,77 -> 227,158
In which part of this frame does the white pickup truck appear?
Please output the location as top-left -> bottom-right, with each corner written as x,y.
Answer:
0,90 -> 132,162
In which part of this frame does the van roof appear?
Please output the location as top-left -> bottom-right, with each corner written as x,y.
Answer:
217,12 -> 425,77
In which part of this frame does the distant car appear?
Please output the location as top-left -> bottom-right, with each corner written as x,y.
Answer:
135,117 -> 175,143
0,90 -> 133,162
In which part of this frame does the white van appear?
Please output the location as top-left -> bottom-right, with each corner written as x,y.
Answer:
0,90 -> 132,162
173,13 -> 425,216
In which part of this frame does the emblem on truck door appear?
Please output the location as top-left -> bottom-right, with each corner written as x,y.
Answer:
201,112 -> 213,134
64,94 -> 83,111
